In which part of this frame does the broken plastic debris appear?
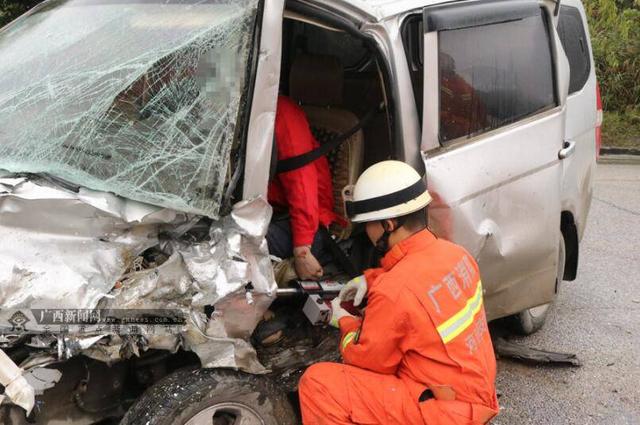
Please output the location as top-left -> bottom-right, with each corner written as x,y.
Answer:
494,337 -> 582,367
0,349 -> 35,414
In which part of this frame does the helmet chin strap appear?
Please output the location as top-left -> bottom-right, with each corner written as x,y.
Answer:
374,226 -> 392,255
375,217 -> 408,254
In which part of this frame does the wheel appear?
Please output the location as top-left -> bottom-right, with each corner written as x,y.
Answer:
510,236 -> 566,335
120,368 -> 296,425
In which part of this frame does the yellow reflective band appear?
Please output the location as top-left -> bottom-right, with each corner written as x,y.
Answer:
341,331 -> 358,351
437,281 -> 484,344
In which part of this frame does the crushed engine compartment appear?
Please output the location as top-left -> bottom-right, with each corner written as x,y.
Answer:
0,173 -> 281,419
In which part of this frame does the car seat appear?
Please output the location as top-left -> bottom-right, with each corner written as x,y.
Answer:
288,54 -> 364,240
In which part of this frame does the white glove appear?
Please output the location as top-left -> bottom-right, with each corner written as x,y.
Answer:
329,296 -> 355,328
338,275 -> 368,306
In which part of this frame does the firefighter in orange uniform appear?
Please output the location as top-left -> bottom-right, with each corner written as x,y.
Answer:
298,161 -> 499,425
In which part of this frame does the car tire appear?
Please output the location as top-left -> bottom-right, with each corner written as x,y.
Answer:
511,236 -> 566,335
120,368 -> 297,425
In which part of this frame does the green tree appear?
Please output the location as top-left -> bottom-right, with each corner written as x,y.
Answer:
583,0 -> 640,112
0,0 -> 43,27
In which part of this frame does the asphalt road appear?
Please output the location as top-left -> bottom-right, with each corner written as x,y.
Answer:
493,163 -> 640,424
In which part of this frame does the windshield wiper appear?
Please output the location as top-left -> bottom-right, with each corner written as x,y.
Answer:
30,173 -> 81,193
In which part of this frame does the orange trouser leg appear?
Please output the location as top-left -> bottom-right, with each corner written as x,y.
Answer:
299,362 -> 424,425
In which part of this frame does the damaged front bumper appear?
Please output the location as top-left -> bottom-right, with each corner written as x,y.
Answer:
0,174 -> 278,413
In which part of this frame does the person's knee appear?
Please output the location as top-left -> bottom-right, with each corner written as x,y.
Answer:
299,362 -> 339,396
266,220 -> 294,259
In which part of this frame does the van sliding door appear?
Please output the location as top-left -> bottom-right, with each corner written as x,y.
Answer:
556,0 -> 598,245
418,1 -> 569,319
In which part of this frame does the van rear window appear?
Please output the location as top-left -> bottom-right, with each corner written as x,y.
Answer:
557,5 -> 591,94
438,10 -> 557,143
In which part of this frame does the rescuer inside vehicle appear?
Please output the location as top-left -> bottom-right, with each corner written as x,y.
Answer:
266,95 -> 343,281
298,161 -> 499,425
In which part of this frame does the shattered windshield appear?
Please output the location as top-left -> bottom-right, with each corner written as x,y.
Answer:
0,0 -> 259,218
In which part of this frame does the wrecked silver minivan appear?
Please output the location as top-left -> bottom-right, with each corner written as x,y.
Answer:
0,0 -> 598,423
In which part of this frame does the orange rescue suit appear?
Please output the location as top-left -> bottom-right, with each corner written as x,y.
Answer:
299,230 -> 499,424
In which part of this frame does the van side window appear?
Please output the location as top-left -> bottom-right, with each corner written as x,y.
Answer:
557,5 -> 591,94
438,10 -> 557,143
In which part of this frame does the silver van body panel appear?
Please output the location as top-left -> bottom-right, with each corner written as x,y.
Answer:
359,19 -> 426,172
424,109 -> 565,320
418,2 -> 572,318
558,0 -> 598,240
245,0 -> 594,319
243,0 -> 286,200
301,0 -> 450,22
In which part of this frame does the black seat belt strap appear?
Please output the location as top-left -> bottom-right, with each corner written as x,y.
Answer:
276,103 -> 383,174
269,132 -> 278,181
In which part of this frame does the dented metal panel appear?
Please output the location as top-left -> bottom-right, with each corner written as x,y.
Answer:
0,175 -> 277,382
418,1 -> 571,320
424,110 -> 565,321
0,175 -> 185,309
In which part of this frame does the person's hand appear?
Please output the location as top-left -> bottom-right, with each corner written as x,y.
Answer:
329,296 -> 355,328
293,245 -> 323,280
339,275 -> 368,306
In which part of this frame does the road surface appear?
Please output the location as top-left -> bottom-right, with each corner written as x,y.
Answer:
494,163 -> 640,424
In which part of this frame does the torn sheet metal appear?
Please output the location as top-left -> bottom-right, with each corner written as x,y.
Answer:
186,308 -> 268,374
102,252 -> 193,310
0,176 -> 277,376
104,197 -> 277,371
0,175 -> 191,309
0,0 -> 259,218
23,368 -> 63,396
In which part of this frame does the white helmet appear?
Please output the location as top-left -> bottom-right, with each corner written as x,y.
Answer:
344,160 -> 432,223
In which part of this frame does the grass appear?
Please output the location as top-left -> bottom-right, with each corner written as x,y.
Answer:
602,110 -> 640,149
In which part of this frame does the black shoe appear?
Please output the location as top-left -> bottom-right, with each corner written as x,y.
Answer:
252,317 -> 287,347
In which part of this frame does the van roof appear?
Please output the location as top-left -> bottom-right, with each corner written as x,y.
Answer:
312,0 -> 451,22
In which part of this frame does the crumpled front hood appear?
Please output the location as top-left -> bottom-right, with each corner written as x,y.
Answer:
0,175 -> 184,309
0,173 -> 277,374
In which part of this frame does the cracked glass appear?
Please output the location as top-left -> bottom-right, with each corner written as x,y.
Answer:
0,0 -> 259,218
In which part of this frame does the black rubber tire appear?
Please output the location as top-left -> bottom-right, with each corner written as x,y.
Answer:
510,236 -> 566,335
119,368 -> 296,425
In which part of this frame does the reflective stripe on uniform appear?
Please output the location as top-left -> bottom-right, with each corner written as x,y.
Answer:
341,330 -> 359,351
437,281 -> 483,344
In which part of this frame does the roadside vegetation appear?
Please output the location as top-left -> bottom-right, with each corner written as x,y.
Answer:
602,111 -> 640,148
584,0 -> 640,148
1,0 -> 639,147
0,0 -> 40,27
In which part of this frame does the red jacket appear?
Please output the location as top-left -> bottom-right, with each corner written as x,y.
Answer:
268,96 -> 339,247
338,230 -> 499,423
